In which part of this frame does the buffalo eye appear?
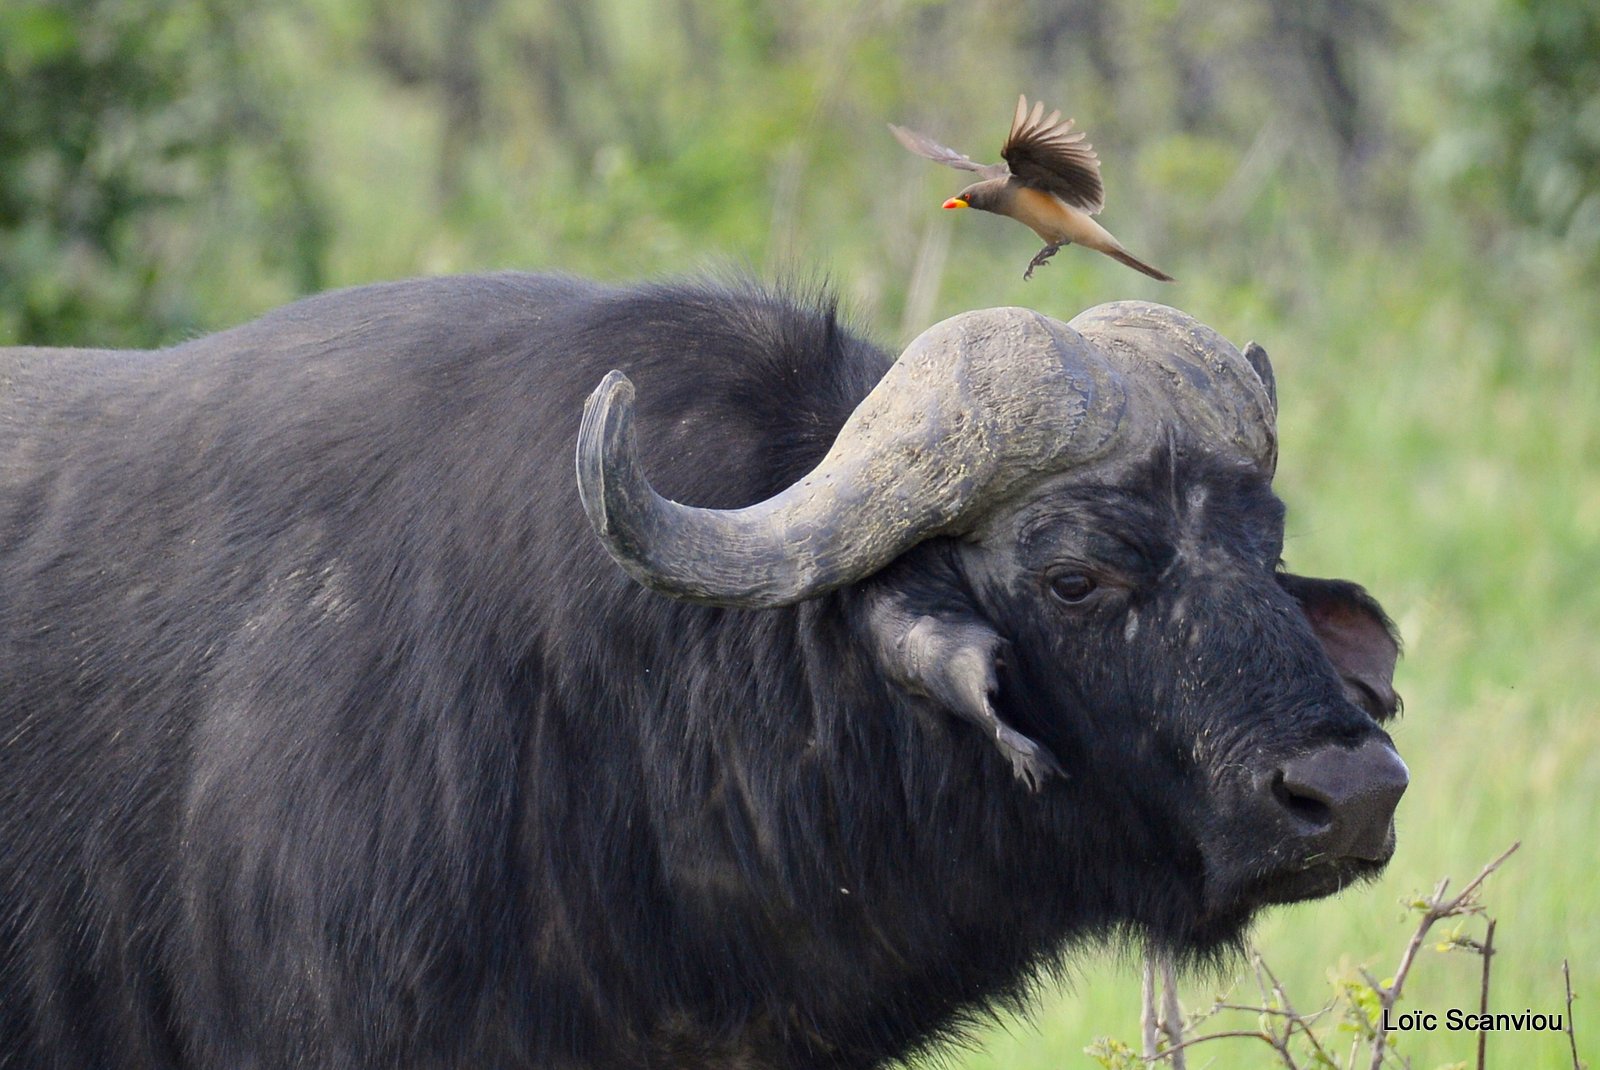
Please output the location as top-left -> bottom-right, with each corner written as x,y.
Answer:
1048,572 -> 1098,605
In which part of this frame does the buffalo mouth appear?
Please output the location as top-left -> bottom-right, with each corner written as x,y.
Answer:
1171,853 -> 1391,954
1249,854 -> 1391,907
1200,846 -> 1393,936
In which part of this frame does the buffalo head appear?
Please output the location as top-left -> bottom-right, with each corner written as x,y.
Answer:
577,301 -> 1406,951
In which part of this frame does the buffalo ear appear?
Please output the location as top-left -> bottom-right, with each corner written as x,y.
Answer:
859,589 -> 1063,791
1278,573 -> 1402,720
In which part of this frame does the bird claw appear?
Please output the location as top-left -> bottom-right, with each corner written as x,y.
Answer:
995,725 -> 1065,792
1022,243 -> 1063,281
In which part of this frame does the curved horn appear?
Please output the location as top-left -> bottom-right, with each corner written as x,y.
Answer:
1242,341 -> 1277,415
576,302 -> 1277,608
1068,302 -> 1277,475
577,309 -> 1127,607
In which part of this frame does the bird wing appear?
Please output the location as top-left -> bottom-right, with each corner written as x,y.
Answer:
889,124 -> 1006,178
1000,95 -> 1106,214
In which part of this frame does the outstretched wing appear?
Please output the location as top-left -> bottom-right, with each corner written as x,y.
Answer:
1000,95 -> 1105,214
889,124 -> 1005,178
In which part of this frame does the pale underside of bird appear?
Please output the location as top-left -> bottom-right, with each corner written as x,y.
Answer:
891,95 -> 1175,283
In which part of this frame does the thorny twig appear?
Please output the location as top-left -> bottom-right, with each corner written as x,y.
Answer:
1141,957 -> 1160,1062
1244,956 -> 1302,1069
1566,960 -> 1586,1070
1098,844 -> 1556,1070
1476,917 -> 1496,1070
1257,953 -> 1337,1068
1213,1001 -> 1336,1026
1140,953 -> 1187,1068
1366,841 -> 1520,1070
1160,956 -> 1186,1069
1138,958 -> 1306,1070
1141,1028 -> 1296,1064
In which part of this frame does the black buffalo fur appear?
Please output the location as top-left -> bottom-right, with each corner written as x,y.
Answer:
0,273 -> 1401,1069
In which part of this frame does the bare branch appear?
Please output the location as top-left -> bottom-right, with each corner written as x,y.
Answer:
1139,1029 -> 1284,1063
1245,953 -> 1298,1068
1565,960 -> 1585,1070
1475,917 -> 1496,1070
1447,842 -> 1521,912
1184,979 -> 1240,1031
1141,952 -> 1190,1067
1160,956 -> 1187,1070
1253,953 -> 1276,1008
1120,847 -> 1527,1070
1214,1001 -> 1336,1026
1367,843 -> 1520,1070
1258,955 -> 1337,1067
1142,955 -> 1160,1062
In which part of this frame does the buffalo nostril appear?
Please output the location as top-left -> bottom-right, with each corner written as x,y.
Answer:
1270,771 -> 1335,830
1274,739 -> 1409,861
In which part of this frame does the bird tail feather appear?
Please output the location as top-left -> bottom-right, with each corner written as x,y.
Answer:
1106,247 -> 1175,283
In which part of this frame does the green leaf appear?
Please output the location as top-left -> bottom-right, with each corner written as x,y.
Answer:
1084,1036 -> 1142,1070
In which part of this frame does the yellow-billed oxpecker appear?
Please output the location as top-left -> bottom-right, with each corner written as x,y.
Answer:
891,95 -> 1175,282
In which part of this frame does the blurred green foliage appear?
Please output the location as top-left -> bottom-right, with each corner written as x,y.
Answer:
1,1 -> 1596,1067
4,0 -> 1595,343
0,0 -> 325,345
1420,0 -> 1600,254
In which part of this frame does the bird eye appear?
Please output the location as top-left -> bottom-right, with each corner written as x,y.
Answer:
1048,572 -> 1098,605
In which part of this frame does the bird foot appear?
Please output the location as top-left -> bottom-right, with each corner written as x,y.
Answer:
1022,243 -> 1064,281
994,724 -> 1064,792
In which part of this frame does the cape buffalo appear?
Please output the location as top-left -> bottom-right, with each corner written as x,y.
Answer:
0,273 -> 1407,1069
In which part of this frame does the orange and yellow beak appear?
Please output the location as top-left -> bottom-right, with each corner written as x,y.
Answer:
942,196 -> 969,210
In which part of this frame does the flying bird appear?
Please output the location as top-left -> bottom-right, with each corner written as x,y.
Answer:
891,95 -> 1175,283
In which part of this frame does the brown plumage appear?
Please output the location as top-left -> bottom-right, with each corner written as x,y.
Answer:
890,95 -> 1175,283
